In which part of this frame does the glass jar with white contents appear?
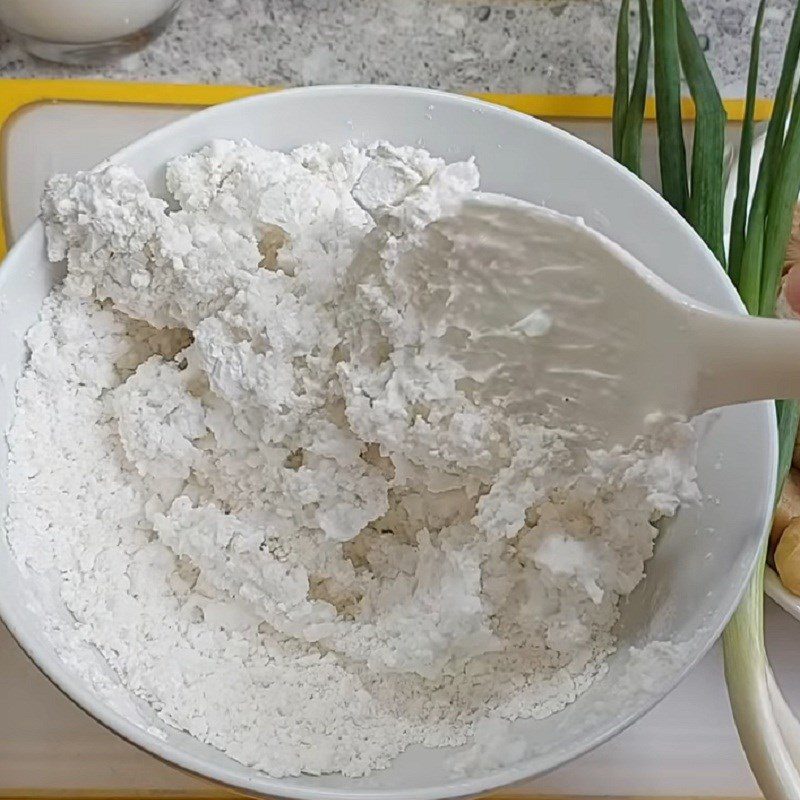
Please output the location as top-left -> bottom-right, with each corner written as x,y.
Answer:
0,0 -> 183,64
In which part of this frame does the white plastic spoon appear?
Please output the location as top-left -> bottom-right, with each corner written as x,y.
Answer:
405,193 -> 800,446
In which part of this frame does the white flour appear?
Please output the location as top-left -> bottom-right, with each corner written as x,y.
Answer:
6,140 -> 699,777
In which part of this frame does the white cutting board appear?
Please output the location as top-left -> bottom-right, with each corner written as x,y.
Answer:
0,100 -> 791,796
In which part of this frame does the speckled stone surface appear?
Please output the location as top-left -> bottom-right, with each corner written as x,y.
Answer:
0,0 -> 795,97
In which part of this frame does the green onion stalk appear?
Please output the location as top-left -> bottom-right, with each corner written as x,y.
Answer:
613,1 -> 800,796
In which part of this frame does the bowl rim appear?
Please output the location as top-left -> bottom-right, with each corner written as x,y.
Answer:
0,83 -> 778,800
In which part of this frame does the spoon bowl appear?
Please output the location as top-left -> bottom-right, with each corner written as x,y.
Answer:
419,193 -> 800,447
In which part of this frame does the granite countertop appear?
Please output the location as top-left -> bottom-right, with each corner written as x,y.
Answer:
0,0 -> 794,96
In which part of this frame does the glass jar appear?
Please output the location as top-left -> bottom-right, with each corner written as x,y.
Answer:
0,0 -> 183,65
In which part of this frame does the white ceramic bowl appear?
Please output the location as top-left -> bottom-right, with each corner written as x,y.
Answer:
0,86 -> 777,800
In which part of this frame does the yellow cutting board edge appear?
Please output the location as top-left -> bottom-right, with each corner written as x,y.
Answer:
0,77 -> 773,256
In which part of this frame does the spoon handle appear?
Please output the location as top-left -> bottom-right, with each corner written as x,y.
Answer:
691,308 -> 800,412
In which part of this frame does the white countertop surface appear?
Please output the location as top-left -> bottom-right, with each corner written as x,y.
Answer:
0,0 -> 796,97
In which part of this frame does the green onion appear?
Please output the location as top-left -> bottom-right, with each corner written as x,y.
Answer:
620,0 -> 651,176
760,84 -> 800,316
653,0 -> 688,214
756,2 -> 800,197
738,0 -> 800,313
737,185 -> 766,313
675,0 -> 726,265
722,539 -> 780,800
776,399 -> 800,502
728,0 -> 766,285
613,0 -> 630,162
613,0 -> 651,176
727,2 -> 800,788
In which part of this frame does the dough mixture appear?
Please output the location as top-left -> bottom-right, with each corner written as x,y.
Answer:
5,140 -> 699,776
